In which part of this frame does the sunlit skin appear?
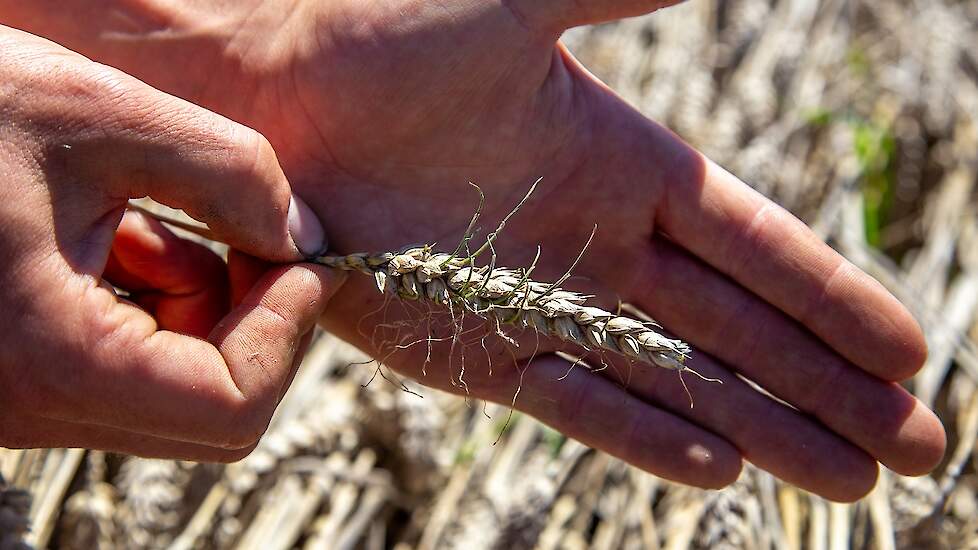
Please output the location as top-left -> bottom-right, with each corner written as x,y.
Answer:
0,0 -> 946,501
0,26 -> 343,462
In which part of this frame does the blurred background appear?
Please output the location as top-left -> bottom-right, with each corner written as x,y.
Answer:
2,0 -> 977,548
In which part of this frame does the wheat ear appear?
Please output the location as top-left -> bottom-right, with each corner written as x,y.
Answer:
128,183 -> 693,374
315,246 -> 690,371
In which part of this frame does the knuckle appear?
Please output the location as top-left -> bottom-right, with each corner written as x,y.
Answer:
223,126 -> 263,174
254,302 -> 298,341
0,32 -> 144,138
227,301 -> 302,352
726,202 -> 780,282
65,64 -> 134,107
12,65 -> 153,158
225,128 -> 271,179
83,301 -> 153,372
223,127 -> 290,204
46,64 -> 141,132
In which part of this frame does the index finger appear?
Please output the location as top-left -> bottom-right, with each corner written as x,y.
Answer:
656,156 -> 926,381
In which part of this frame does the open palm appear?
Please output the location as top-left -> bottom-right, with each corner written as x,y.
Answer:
1,0 -> 945,500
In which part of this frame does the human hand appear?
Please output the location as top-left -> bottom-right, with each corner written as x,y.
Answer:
0,25 -> 345,461
2,0 -> 945,500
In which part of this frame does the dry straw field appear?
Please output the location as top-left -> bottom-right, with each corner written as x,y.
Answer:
3,0 -> 978,548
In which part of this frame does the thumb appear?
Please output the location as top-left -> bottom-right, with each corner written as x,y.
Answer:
26,260 -> 347,449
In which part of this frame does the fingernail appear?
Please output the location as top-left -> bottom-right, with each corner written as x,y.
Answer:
288,194 -> 327,257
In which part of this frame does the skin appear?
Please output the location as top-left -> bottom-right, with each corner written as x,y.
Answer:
0,0 -> 946,501
0,26 -> 344,462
